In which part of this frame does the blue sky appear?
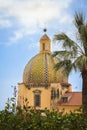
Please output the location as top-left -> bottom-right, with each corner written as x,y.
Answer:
0,0 -> 87,110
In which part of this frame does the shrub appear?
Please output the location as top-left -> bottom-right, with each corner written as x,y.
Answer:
0,98 -> 87,130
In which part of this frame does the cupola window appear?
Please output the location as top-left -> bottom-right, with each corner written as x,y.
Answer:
43,43 -> 45,50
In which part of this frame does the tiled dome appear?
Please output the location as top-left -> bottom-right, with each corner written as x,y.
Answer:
23,33 -> 67,87
23,53 -> 67,87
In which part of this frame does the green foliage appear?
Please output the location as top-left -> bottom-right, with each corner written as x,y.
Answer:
0,99 -> 87,130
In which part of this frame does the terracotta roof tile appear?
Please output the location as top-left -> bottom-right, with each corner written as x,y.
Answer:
58,92 -> 82,106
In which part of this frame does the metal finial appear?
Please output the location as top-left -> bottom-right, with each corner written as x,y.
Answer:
43,28 -> 47,32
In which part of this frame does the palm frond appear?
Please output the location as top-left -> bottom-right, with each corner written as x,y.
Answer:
74,13 -> 87,55
54,33 -> 77,51
74,12 -> 85,30
53,12 -> 87,78
78,24 -> 87,55
52,50 -> 77,60
73,54 -> 87,71
54,60 -> 73,77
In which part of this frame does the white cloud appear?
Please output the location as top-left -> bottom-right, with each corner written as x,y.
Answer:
8,31 -> 23,45
0,0 -> 73,43
0,0 -> 73,26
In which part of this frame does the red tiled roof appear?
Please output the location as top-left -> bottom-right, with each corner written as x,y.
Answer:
58,92 -> 82,106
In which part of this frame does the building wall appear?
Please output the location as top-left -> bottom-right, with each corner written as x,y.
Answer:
18,84 -> 51,110
18,83 -> 72,111
58,106 -> 81,113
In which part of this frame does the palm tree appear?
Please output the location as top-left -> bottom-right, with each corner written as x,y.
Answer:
52,13 -> 87,113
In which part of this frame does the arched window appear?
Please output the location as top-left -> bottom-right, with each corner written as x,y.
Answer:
51,88 -> 56,99
33,90 -> 41,107
56,89 -> 59,98
35,95 -> 40,106
43,43 -> 45,50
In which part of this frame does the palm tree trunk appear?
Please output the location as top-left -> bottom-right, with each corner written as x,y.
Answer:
82,69 -> 87,114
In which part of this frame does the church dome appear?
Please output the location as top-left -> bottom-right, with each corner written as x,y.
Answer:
23,33 -> 67,87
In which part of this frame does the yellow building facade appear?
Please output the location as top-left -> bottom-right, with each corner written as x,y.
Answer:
18,32 -> 73,111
